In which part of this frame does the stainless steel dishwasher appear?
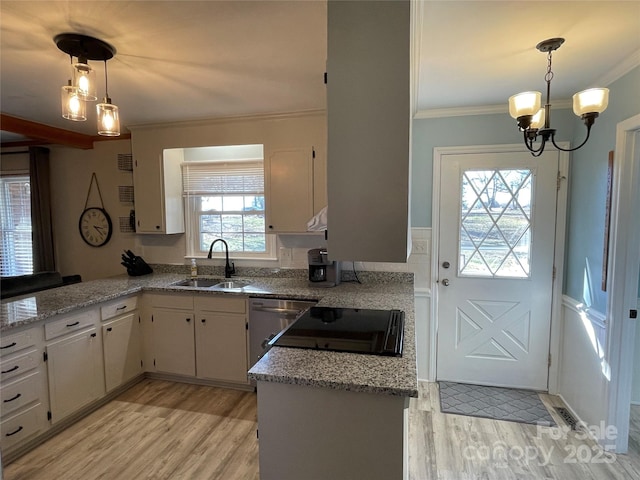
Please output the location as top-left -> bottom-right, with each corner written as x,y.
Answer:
248,298 -> 316,368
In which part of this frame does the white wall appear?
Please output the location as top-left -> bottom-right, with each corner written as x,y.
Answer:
49,139 -> 136,281
558,297 -> 609,429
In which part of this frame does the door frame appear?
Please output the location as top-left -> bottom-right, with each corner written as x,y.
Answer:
606,114 -> 640,453
430,143 -> 570,391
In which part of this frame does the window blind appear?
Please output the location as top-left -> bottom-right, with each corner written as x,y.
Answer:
182,161 -> 264,195
0,175 -> 33,276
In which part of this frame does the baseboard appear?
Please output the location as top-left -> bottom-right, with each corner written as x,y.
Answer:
145,372 -> 255,392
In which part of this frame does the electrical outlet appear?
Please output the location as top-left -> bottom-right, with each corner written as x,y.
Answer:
279,247 -> 293,267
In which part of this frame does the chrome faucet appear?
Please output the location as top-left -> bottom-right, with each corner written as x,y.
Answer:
207,239 -> 235,278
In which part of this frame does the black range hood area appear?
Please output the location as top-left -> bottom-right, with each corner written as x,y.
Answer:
269,306 -> 404,357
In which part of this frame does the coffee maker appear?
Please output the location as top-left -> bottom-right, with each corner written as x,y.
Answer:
308,248 -> 341,287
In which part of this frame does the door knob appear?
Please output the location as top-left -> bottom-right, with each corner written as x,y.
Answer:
442,279 -> 450,286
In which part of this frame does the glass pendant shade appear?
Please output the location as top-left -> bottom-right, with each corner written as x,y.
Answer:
72,61 -> 97,101
60,83 -> 86,121
96,99 -> 120,136
530,108 -> 545,129
509,91 -> 542,119
572,88 -> 610,116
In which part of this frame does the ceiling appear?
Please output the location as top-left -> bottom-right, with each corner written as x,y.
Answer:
1,1 -> 639,146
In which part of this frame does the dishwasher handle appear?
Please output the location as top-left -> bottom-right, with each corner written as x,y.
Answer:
251,306 -> 304,316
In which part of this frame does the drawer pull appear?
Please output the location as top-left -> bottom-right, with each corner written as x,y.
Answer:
186,318 -> 191,323
1,365 -> 19,374
106,327 -> 113,332
6,426 -> 23,437
201,319 -> 206,323
0,342 -> 17,349
3,393 -> 22,403
66,321 -> 80,327
90,333 -> 97,338
116,305 -> 127,311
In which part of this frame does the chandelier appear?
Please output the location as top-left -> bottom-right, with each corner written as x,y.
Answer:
508,38 -> 609,157
55,33 -> 121,136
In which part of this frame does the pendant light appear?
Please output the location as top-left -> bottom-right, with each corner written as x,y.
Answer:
96,60 -> 120,136
61,80 -> 87,121
55,33 -> 120,135
508,38 -> 609,157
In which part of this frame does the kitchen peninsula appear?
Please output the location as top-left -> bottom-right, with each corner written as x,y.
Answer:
0,269 -> 417,478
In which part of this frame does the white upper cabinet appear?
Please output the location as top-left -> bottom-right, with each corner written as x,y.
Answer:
131,132 -> 185,234
326,0 -> 411,262
266,147 -> 315,233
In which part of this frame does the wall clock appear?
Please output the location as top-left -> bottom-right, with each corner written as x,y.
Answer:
79,173 -> 113,247
79,207 -> 113,247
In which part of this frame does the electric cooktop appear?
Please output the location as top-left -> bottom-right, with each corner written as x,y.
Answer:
268,306 -> 404,357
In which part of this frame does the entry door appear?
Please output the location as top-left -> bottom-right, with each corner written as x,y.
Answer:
436,149 -> 559,390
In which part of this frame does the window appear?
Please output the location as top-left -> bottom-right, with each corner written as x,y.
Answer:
180,145 -> 275,258
0,175 -> 33,276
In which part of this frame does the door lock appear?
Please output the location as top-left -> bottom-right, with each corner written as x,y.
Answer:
442,279 -> 450,286
442,261 -> 450,269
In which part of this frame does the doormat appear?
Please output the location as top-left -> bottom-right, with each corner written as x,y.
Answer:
438,381 -> 556,426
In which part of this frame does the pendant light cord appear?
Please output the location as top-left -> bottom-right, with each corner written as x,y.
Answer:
103,60 -> 109,99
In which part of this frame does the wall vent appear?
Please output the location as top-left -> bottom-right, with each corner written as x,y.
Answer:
555,407 -> 578,430
118,153 -> 133,171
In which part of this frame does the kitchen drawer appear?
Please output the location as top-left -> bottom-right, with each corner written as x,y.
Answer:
195,295 -> 246,314
45,309 -> 98,340
101,296 -> 138,321
146,293 -> 194,310
1,349 -> 40,383
0,328 -> 39,358
1,370 -> 42,418
1,402 -> 45,451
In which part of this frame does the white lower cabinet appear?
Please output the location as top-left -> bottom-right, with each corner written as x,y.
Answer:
102,313 -> 142,392
146,293 -> 249,384
195,295 -> 248,384
151,308 -> 196,376
46,326 -> 105,424
0,326 -> 48,454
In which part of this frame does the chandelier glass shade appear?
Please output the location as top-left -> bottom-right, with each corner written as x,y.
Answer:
508,38 -> 609,156
55,33 -> 120,136
61,81 -> 86,121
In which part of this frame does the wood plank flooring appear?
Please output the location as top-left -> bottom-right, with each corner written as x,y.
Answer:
4,380 -> 640,479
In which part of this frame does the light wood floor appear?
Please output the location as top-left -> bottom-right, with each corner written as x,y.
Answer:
4,380 -> 640,479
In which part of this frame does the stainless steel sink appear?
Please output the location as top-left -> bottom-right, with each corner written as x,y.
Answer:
211,280 -> 251,290
172,278 -> 222,288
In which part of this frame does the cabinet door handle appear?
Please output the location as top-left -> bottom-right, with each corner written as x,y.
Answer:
201,319 -> 206,323
0,342 -> 17,349
3,393 -> 22,403
106,327 -> 113,332
116,305 -> 127,311
5,426 -> 23,437
186,318 -> 191,323
66,321 -> 80,327
90,333 -> 97,338
1,365 -> 19,374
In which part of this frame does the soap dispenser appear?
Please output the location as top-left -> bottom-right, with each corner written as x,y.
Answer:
190,258 -> 198,278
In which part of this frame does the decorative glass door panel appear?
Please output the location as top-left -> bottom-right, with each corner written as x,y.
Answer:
460,169 -> 533,278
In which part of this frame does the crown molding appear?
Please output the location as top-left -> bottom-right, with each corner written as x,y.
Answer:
414,100 -> 573,120
594,49 -> 640,87
127,109 -> 327,131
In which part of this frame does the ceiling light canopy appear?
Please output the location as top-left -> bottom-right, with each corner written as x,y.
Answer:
55,33 -> 120,136
508,38 -> 609,157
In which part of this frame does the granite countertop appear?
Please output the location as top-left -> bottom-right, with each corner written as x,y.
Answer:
1,270 -> 417,398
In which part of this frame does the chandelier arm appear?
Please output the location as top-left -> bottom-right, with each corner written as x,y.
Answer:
523,131 -> 546,155
550,124 -> 593,152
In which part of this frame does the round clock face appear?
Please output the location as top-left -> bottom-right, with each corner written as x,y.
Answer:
79,207 -> 113,247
